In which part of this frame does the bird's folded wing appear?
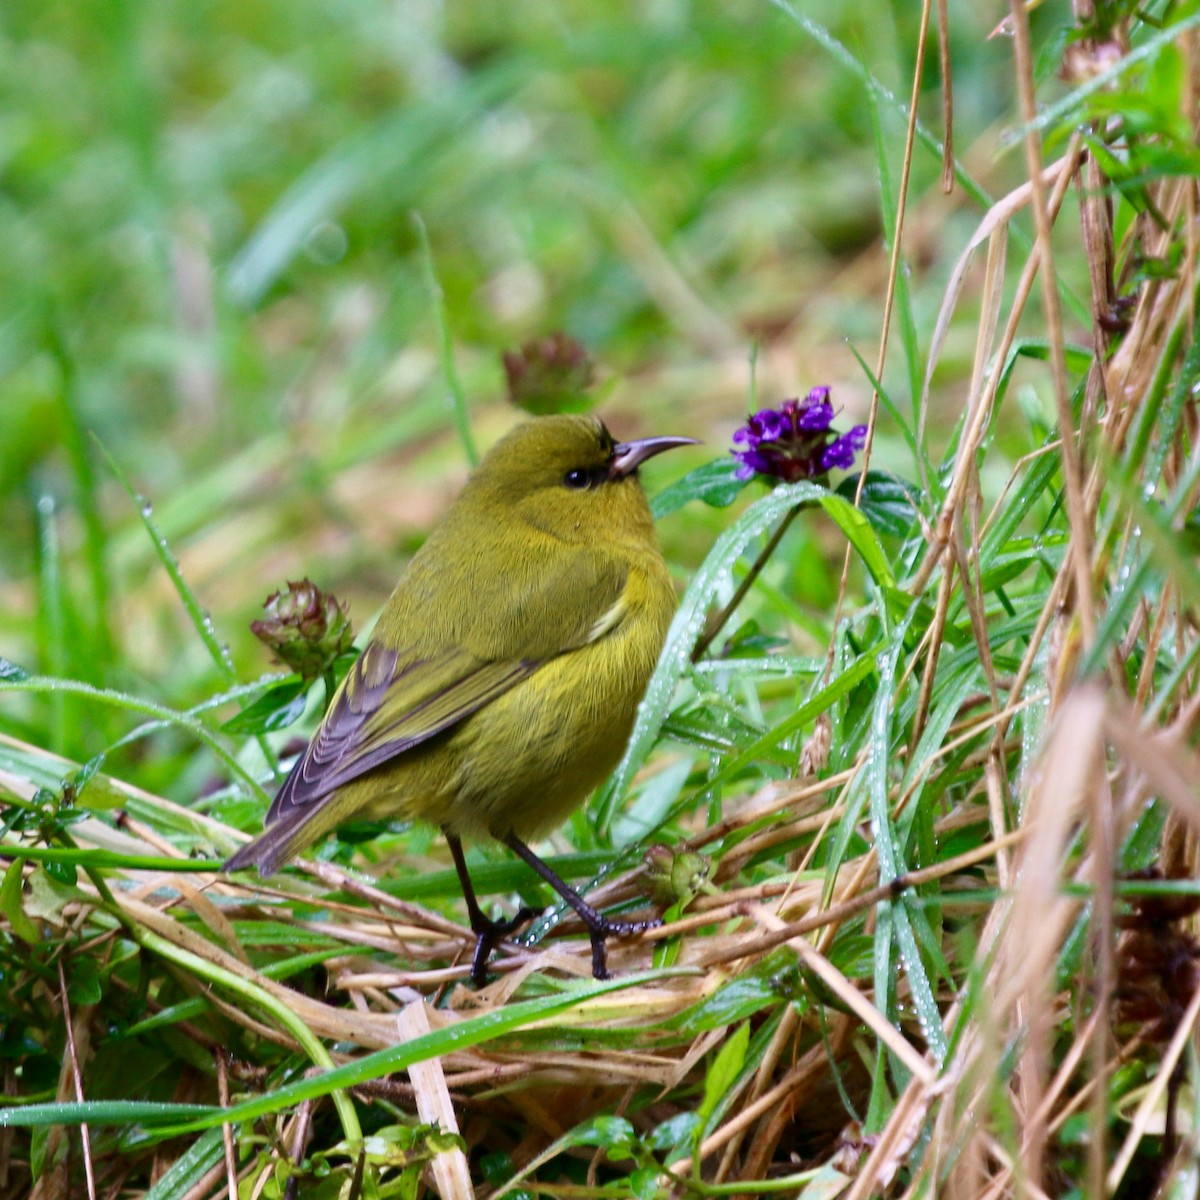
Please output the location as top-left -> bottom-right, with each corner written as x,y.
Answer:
266,551 -> 631,821
266,643 -> 538,820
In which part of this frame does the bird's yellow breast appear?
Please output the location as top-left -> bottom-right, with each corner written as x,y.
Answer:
352,549 -> 674,840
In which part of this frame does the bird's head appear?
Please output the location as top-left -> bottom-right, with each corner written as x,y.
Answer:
465,414 -> 696,547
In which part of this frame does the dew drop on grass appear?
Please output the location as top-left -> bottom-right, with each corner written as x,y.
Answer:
680,611 -> 707,659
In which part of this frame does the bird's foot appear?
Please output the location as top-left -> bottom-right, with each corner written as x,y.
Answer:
595,913 -> 663,937
586,913 -> 664,980
498,833 -> 664,981
469,906 -> 541,986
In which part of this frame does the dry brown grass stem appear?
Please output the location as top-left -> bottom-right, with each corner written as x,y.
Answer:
999,688 -> 1104,1191
397,1001 -> 476,1200
760,907 -> 935,1084
1009,0 -> 1095,651
667,1036 -> 843,1179
937,0 -> 953,192
712,1001 -> 803,1182
911,141 -> 1083,598
216,1050 -> 238,1200
828,0 -> 932,668
857,0 -> 932,494
56,960 -> 97,1200
974,1014 -> 1108,1200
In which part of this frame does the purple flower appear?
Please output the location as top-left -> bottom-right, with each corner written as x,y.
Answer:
820,424 -> 868,471
731,386 -> 867,482
795,386 -> 833,431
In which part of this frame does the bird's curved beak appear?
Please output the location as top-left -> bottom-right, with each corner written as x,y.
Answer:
609,435 -> 700,479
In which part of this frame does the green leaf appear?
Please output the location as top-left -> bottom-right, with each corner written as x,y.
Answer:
697,1021 -> 750,1129
1,859 -> 39,945
143,1130 -> 228,1200
220,678 -> 310,735
651,458 -> 748,518
839,471 -> 923,538
558,1115 -> 635,1150
490,1117 -> 638,1199
0,675 -> 269,806
864,639 -> 948,1065
690,651 -> 878,808
43,858 -> 78,886
816,492 -> 895,587
668,952 -> 797,1035
0,1099 -> 215,1127
66,957 -> 103,1006
0,844 -> 221,873
645,1112 -> 701,1154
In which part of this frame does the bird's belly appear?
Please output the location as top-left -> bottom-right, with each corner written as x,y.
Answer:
436,628 -> 658,840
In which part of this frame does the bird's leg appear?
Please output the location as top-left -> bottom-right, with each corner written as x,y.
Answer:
502,833 -> 661,980
444,831 -> 539,986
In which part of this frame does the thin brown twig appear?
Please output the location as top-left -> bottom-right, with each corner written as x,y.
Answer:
910,140 -> 1084,597
691,503 -> 802,661
824,0 -> 934,684
937,0 -> 953,192
57,960 -> 97,1200
1009,0 -> 1096,647
216,1051 -> 239,1200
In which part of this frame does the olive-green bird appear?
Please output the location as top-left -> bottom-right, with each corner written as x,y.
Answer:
225,414 -> 694,982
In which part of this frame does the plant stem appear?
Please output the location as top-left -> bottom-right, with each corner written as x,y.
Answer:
691,503 -> 803,661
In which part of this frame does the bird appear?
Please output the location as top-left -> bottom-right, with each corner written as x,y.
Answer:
225,414 -> 695,983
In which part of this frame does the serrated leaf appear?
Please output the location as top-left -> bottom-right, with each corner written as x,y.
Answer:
650,458 -> 748,519
839,471 -> 923,537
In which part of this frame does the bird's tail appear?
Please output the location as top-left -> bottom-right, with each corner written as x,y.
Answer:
223,805 -> 328,877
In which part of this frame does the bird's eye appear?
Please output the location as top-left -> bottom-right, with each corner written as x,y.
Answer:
564,468 -> 592,490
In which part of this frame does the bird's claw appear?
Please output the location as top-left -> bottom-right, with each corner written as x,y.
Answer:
588,913 -> 662,979
468,906 -> 541,986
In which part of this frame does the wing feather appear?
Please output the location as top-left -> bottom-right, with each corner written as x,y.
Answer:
258,545 -> 633,830
265,643 -> 538,821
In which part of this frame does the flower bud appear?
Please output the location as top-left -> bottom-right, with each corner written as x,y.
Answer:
643,844 -> 713,908
251,579 -> 354,680
502,332 -> 596,415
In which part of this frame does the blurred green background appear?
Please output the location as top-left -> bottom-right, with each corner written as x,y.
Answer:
0,0 -> 1040,792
